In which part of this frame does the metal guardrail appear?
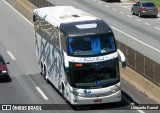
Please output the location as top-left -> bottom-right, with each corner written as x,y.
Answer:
29,0 -> 160,87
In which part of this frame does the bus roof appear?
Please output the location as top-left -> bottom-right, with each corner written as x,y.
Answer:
34,6 -> 100,28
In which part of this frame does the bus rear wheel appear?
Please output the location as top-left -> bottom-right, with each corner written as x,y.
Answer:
40,62 -> 43,75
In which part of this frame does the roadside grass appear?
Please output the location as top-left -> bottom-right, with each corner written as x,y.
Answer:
150,0 -> 160,9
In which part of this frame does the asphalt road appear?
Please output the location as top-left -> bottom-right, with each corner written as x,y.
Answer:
0,0 -> 159,113
47,0 -> 160,63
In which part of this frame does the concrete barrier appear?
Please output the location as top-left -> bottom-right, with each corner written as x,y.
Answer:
16,0 -> 36,13
120,64 -> 160,104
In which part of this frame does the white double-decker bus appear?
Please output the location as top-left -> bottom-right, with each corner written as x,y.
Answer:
33,6 -> 126,105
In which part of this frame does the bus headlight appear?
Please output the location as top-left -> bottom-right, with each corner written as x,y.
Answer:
71,91 -> 84,97
111,86 -> 120,93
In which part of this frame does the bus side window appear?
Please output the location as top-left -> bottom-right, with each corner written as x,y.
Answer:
60,31 -> 67,52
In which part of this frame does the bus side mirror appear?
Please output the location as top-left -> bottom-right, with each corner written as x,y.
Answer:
118,49 -> 126,68
63,51 -> 69,72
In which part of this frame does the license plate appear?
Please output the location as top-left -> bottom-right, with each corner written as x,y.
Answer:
93,99 -> 102,103
148,10 -> 153,11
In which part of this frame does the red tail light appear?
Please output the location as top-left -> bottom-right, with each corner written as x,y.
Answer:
141,8 -> 146,11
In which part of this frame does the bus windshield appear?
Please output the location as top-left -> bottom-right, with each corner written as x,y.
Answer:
67,33 -> 116,56
70,58 -> 119,88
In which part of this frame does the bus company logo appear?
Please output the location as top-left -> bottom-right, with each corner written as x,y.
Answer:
83,89 -> 91,94
83,57 -> 105,62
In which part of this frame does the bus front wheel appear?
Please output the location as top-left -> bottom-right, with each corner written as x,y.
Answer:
62,84 -> 68,103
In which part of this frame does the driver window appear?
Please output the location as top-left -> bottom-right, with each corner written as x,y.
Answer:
137,2 -> 140,6
136,2 -> 138,6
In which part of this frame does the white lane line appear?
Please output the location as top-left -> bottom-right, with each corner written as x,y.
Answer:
105,5 -> 110,8
114,3 -> 132,10
98,2 -> 103,5
123,6 -> 131,9
36,87 -> 49,100
127,15 -> 132,18
112,8 -> 117,11
144,23 -> 151,26
137,110 -> 145,113
2,0 -> 33,26
111,26 -> 160,53
121,3 -> 134,4
114,3 -> 123,7
136,19 -> 141,21
154,27 -> 160,30
120,12 -> 125,14
7,51 -> 16,60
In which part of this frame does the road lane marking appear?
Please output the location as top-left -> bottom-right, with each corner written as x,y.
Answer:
7,51 -> 16,60
120,12 -> 125,14
138,110 -> 145,113
98,2 -> 103,5
154,27 -> 160,30
121,3 -> 134,5
3,0 -> 33,26
136,19 -> 141,21
114,3 -> 123,7
122,6 -> 131,9
105,5 -> 110,8
111,26 -> 160,53
114,3 -> 132,9
112,8 -> 117,11
127,15 -> 132,18
144,23 -> 151,26
36,87 -> 49,100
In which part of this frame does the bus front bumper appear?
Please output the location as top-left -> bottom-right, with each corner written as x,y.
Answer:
70,90 -> 121,105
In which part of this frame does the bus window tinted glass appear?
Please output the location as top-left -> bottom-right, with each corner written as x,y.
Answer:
70,58 -> 119,88
68,33 -> 116,56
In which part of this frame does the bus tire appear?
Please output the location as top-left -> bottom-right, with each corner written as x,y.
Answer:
138,12 -> 142,18
62,84 -> 68,103
40,61 -> 43,75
